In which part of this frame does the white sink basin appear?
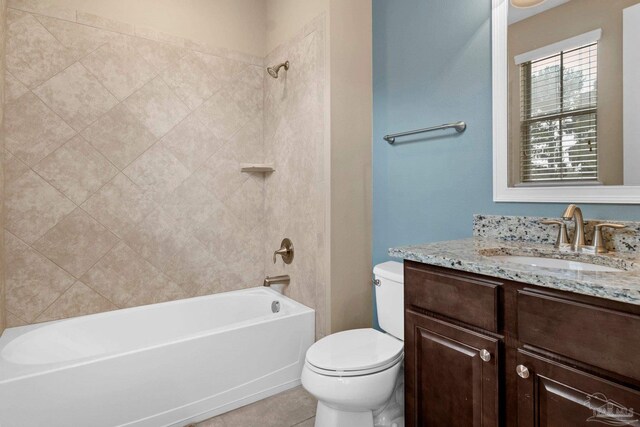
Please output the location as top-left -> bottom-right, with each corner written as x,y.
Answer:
490,255 -> 624,272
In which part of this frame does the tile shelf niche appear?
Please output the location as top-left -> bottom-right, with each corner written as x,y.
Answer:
240,163 -> 276,173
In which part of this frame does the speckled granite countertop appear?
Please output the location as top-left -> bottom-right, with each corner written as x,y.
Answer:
389,215 -> 640,306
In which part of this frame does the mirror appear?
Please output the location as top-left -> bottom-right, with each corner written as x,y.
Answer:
492,0 -> 640,203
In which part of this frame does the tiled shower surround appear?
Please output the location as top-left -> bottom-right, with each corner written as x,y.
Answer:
263,20 -> 326,338
3,2 -> 326,333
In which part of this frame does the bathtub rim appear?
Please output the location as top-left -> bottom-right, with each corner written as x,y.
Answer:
0,287 -> 314,383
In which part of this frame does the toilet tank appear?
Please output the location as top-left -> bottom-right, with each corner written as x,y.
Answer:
373,261 -> 404,341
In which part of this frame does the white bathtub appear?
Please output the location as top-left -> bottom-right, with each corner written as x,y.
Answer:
0,287 -> 314,427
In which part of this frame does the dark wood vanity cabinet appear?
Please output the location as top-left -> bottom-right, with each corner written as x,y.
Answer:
405,310 -> 500,426
404,260 -> 640,427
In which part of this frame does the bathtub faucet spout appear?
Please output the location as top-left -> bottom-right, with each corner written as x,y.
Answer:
263,275 -> 290,287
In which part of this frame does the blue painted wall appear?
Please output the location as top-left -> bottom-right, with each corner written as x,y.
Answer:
371,0 -> 640,325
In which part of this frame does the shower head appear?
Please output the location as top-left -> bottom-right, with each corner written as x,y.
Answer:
266,61 -> 290,79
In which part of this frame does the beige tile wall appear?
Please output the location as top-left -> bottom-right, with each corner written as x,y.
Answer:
7,0 -> 268,58
0,0 -> 6,334
4,6 -> 268,326
263,16 -> 327,339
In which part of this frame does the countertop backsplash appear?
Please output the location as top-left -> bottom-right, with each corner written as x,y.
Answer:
473,214 -> 640,253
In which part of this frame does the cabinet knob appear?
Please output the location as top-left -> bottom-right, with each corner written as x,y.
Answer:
516,365 -> 530,379
479,349 -> 491,362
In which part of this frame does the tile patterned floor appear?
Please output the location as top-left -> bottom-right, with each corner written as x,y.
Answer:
197,386 -> 317,427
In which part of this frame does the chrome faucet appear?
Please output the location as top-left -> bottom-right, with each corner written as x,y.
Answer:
263,275 -> 290,287
562,204 -> 586,251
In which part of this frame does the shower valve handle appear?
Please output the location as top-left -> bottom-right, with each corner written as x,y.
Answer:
273,238 -> 294,264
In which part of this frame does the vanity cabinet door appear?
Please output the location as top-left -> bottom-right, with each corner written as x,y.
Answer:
405,310 -> 500,427
516,349 -> 640,427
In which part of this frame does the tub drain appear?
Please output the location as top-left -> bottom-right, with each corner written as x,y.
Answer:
271,300 -> 281,313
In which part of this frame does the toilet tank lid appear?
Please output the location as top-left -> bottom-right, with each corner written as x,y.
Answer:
373,261 -> 403,283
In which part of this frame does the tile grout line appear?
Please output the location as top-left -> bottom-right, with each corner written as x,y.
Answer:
77,175 -> 158,242
4,229 -> 77,323
96,202 -> 199,289
40,228 -> 123,314
26,14 -> 112,89
4,70 -> 29,105
291,415 -> 315,426
26,214 -> 117,284
7,6 -> 263,66
32,279 -> 81,323
74,232 -> 171,310
115,77 -> 191,174
79,34 -> 165,104
83,105 -> 159,174
29,132 -> 122,206
7,6 -> 75,24
5,308 -> 28,326
74,11 -> 134,38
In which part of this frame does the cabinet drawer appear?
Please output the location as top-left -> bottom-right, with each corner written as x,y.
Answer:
517,289 -> 640,381
405,263 -> 501,332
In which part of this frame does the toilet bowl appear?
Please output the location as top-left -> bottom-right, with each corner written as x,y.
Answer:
302,262 -> 405,427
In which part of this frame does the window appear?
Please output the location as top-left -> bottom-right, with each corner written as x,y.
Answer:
519,42 -> 598,183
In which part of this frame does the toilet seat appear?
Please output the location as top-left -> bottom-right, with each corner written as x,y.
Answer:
305,328 -> 404,377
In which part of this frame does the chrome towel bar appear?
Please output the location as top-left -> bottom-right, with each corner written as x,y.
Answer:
383,121 -> 466,144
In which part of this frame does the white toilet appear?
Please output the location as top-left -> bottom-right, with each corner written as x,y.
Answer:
302,261 -> 404,427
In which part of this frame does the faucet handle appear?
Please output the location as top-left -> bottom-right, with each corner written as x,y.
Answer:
541,220 -> 570,249
595,223 -> 627,231
273,238 -> 294,264
592,223 -> 626,254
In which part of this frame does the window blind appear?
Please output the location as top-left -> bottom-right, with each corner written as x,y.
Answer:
520,42 -> 598,183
